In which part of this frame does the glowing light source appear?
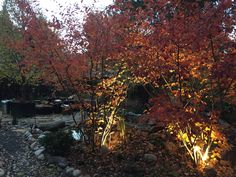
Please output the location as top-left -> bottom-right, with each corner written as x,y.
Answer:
167,122 -> 216,166
193,145 -> 210,165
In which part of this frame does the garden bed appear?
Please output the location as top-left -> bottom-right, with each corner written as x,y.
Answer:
66,127 -> 235,177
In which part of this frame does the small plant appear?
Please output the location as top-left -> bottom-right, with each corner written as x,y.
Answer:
40,130 -> 74,156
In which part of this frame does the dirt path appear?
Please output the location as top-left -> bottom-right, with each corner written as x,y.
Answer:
0,124 -> 63,177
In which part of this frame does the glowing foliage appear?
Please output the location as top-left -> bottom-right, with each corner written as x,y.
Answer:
173,122 -> 230,166
95,64 -> 130,147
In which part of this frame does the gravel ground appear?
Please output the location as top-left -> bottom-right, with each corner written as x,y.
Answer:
0,123 -> 64,177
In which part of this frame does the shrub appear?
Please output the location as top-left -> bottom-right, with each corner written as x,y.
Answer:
40,130 -> 74,156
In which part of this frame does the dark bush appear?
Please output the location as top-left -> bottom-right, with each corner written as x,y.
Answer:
40,130 -> 74,156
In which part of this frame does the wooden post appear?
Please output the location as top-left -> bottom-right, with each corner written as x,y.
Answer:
12,115 -> 17,125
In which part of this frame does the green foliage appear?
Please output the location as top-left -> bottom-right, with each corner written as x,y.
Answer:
0,2 -> 25,84
40,130 -> 74,156
0,0 -> 42,100
0,2 -> 18,82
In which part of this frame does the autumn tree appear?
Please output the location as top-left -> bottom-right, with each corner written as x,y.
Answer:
75,10 -> 132,147
2,0 -> 126,147
108,0 -> 235,165
2,0 -> 235,160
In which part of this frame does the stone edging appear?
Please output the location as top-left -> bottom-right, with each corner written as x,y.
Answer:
24,129 -> 91,177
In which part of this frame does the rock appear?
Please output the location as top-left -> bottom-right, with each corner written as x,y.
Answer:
38,134 -> 46,139
73,169 -> 81,176
33,146 -> 40,151
39,146 -> 46,150
58,162 -> 67,168
36,128 -> 43,134
38,120 -> 66,131
144,153 -> 157,163
0,168 -> 5,177
43,131 -> 51,135
30,142 -> 38,150
81,175 -> 91,177
66,167 -> 75,175
165,141 -> 178,153
28,138 -> 36,145
37,154 -> 45,160
32,128 -> 43,134
34,147 -> 45,157
24,131 -> 31,138
48,156 -> 68,168
25,133 -> 33,140
28,136 -> 36,143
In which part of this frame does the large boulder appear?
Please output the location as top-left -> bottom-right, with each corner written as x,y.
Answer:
38,120 -> 66,131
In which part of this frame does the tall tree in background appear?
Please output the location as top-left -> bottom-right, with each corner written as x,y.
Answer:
0,0 -> 42,99
2,0 -> 88,99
